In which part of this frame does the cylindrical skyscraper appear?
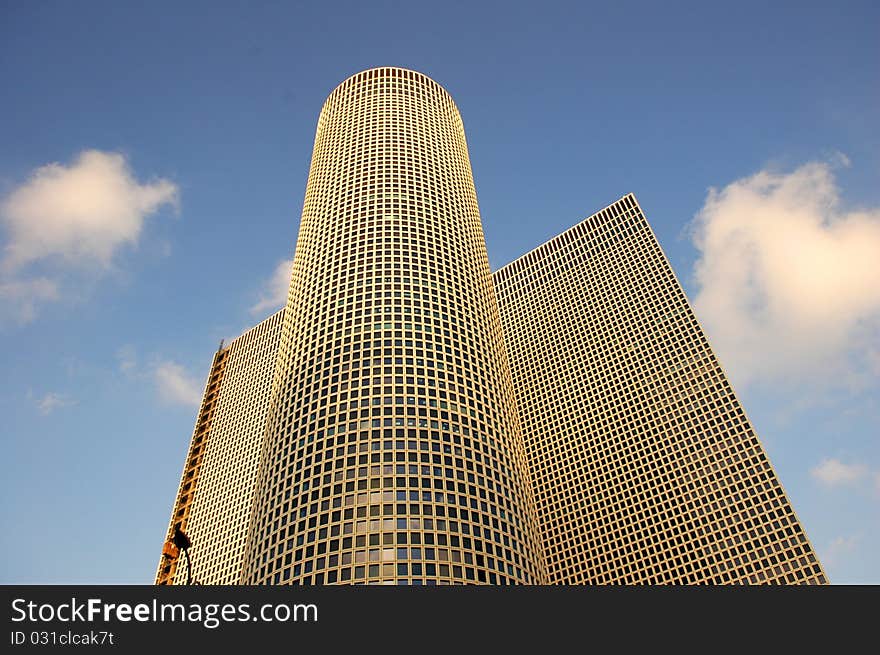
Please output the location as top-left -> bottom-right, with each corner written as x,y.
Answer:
242,67 -> 545,585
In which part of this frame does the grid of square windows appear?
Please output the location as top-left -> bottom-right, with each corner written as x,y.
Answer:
239,68 -> 546,585
156,311 -> 285,585
176,311 -> 284,584
159,71 -> 826,587
493,194 -> 827,585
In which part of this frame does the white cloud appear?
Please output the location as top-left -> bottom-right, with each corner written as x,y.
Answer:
1,150 -> 178,269
0,149 -> 178,322
810,458 -> 867,487
690,157 -> 880,390
154,361 -> 202,407
35,392 -> 75,415
821,535 -> 859,568
250,258 -> 293,315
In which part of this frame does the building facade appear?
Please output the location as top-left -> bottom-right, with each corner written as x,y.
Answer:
240,67 -> 545,585
157,68 -> 826,585
493,194 -> 826,585
157,310 -> 284,585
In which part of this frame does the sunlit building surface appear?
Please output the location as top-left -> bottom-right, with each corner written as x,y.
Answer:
239,66 -> 545,585
156,310 -> 284,585
493,194 -> 826,585
157,69 -> 825,585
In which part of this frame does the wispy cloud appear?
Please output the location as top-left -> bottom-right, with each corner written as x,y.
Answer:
811,458 -> 868,487
117,346 -> 206,408
0,277 -> 59,324
0,149 -> 178,323
35,391 -> 75,415
116,344 -> 138,377
250,258 -> 293,316
821,535 -> 859,569
689,156 -> 880,391
154,360 -> 202,407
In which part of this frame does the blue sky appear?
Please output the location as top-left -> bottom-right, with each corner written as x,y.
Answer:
1,1 -> 877,584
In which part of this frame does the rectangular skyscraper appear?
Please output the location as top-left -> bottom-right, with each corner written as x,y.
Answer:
156,310 -> 284,585
492,194 -> 826,584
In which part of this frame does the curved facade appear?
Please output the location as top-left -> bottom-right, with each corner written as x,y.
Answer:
241,67 -> 546,585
